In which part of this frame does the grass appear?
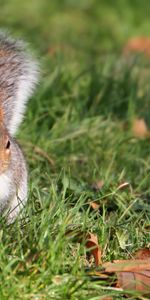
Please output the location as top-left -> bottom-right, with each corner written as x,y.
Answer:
0,0 -> 150,299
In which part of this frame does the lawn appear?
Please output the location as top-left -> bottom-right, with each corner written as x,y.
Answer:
0,0 -> 150,299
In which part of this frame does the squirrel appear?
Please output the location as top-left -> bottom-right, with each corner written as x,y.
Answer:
0,32 -> 39,223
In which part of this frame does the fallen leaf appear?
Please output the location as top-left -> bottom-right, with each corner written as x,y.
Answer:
124,37 -> 150,57
134,248 -> 150,260
103,259 -> 150,272
117,182 -> 130,191
86,247 -> 150,295
65,228 -> 102,266
117,270 -> 150,293
103,260 -> 150,294
89,201 -> 100,210
85,233 -> 102,266
132,118 -> 149,138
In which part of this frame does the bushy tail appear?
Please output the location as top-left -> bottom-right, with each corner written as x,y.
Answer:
0,31 -> 39,135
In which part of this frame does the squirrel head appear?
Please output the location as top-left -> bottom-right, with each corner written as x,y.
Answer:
0,108 -> 11,174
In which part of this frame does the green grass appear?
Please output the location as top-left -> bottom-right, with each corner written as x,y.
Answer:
0,0 -> 150,299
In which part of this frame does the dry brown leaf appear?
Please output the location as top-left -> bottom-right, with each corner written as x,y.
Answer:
124,37 -> 150,57
85,233 -> 102,266
134,248 -> 150,260
103,260 -> 150,272
117,182 -> 130,191
86,248 -> 150,295
132,118 -> 149,138
117,270 -> 150,292
66,229 -> 102,267
102,259 -> 150,294
89,201 -> 100,210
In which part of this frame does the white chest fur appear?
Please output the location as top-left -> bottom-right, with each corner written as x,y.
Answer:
0,173 -> 12,202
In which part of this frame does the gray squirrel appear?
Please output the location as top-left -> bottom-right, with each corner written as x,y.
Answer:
0,32 -> 39,222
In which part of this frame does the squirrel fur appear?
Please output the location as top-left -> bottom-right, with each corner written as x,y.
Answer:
0,32 -> 39,222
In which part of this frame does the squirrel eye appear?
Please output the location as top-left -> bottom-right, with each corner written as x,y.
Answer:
6,140 -> 10,149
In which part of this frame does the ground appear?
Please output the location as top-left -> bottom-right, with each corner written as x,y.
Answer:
0,1 -> 150,299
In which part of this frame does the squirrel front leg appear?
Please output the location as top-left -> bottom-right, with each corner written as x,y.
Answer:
7,177 -> 28,224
